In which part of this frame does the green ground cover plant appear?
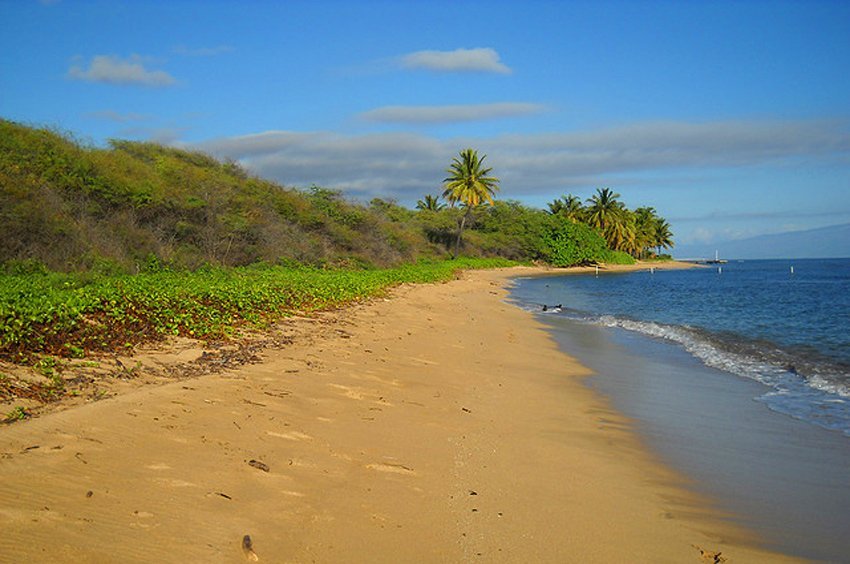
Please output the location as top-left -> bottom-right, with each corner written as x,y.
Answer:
0,258 -> 513,361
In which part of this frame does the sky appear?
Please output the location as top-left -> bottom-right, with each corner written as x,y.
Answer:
2,0 -> 850,254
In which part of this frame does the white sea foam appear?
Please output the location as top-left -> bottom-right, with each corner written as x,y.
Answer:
575,313 -> 850,436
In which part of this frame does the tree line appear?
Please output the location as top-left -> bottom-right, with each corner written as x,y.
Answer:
417,148 -> 674,265
548,189 -> 673,259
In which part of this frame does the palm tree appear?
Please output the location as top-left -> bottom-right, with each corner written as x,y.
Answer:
607,206 -> 637,254
415,194 -> 445,211
653,218 -> 674,254
585,188 -> 635,252
634,207 -> 659,258
442,148 -> 500,257
547,194 -> 584,222
585,188 -> 621,230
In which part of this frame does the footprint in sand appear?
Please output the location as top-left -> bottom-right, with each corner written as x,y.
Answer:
328,383 -> 365,400
408,356 -> 438,366
266,430 -> 312,441
145,463 -> 172,471
153,478 -> 198,488
365,462 -> 416,475
130,510 -> 158,530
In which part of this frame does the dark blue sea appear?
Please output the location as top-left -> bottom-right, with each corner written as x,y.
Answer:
512,258 -> 850,436
508,258 -> 850,561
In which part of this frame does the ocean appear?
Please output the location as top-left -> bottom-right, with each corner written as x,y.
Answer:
508,258 -> 850,561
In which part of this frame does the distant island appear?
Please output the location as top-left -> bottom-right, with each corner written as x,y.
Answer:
674,223 -> 850,260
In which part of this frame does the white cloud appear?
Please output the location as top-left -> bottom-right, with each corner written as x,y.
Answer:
68,55 -> 176,87
193,119 -> 850,202
481,120 -> 850,187
197,131 -> 446,197
359,102 -> 545,124
400,48 -> 511,74
677,225 -> 765,247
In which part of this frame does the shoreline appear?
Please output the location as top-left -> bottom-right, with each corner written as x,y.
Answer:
0,260 -> 695,424
517,263 -> 850,561
0,265 -> 800,562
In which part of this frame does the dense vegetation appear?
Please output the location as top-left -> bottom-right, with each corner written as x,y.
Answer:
547,189 -> 673,259
1,119 -> 671,274
0,258 -> 512,363
1,119 -> 443,272
1,119 -> 675,377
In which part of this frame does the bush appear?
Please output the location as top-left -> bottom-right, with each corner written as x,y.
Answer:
473,201 -> 552,261
599,249 -> 636,265
542,221 -> 608,266
649,253 -> 673,261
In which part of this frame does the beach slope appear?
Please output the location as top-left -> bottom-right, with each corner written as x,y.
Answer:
0,267 -> 800,562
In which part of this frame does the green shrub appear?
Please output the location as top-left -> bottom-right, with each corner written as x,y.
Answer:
600,249 -> 637,265
542,221 -> 608,266
473,201 -> 553,261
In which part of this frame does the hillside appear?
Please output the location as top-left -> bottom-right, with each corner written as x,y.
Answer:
0,119 -> 449,272
1,119 -> 664,273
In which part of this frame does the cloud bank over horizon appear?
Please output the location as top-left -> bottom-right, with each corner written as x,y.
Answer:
359,102 -> 545,124
195,118 -> 850,203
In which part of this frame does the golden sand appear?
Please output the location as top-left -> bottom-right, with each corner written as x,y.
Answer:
0,265 -> 803,562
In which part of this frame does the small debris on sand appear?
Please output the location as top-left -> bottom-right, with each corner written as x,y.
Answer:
242,534 -> 259,561
248,459 -> 270,472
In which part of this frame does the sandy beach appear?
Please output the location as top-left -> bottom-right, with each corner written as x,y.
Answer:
0,265 -> 803,562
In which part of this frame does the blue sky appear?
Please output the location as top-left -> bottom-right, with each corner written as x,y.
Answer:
2,0 -> 849,252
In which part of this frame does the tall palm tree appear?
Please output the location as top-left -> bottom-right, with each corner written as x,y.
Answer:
654,218 -> 674,254
416,194 -> 445,211
634,207 -> 659,258
585,188 -> 621,231
607,205 -> 637,254
585,188 -> 635,252
442,148 -> 500,257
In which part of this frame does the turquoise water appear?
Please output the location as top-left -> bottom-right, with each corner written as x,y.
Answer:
511,259 -> 850,436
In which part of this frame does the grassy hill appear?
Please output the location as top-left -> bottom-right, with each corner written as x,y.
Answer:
1,118 -> 655,276
1,119 -> 451,272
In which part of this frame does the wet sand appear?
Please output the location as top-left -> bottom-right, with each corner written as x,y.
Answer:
0,266 -> 802,562
542,314 -> 850,562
